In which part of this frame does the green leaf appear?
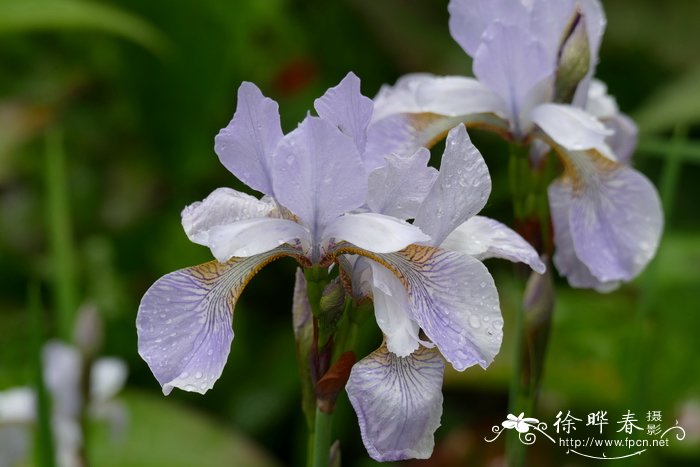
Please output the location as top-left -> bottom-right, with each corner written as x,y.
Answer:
88,391 -> 282,467
0,0 -> 170,56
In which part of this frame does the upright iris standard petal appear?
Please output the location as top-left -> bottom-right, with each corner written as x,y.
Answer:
181,187 -> 275,246
441,216 -> 546,273
366,148 -> 438,220
415,124 -> 491,246
314,72 -> 374,159
271,117 -> 367,243
137,247 -> 299,395
448,0 -> 527,57
214,82 -> 284,195
322,212 -> 430,255
346,344 -> 444,462
473,22 -> 553,132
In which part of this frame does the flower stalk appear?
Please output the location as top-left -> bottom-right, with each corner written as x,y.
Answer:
506,143 -> 556,466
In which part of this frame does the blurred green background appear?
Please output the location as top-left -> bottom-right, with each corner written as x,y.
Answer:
1,0 -> 699,466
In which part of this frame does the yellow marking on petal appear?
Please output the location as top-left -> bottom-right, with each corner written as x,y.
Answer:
547,143 -> 621,195
408,112 -> 510,149
190,246 -> 306,313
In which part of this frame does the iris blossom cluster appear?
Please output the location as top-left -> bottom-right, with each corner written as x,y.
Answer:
370,0 -> 663,291
137,73 -> 543,460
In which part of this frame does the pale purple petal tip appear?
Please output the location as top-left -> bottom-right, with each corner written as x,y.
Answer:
346,345 -> 444,462
314,72 -> 374,156
214,82 -> 283,196
415,124 -> 491,247
441,216 -> 546,274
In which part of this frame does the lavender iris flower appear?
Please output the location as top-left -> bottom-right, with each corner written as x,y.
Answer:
137,73 -> 433,395
368,0 -> 663,291
345,124 -> 544,461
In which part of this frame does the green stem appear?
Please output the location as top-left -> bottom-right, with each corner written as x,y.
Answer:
311,407 -> 333,467
506,291 -> 527,467
45,129 -> 78,341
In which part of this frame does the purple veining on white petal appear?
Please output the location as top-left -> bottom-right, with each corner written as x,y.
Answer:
346,345 -> 444,462
376,247 -> 503,371
137,248 -> 295,395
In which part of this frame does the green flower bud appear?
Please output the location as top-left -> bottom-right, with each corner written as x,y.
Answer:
554,10 -> 591,104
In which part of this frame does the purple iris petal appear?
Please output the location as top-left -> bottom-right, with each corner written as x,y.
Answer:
566,163 -> 663,283
366,148 -> 438,220
376,246 -> 502,371
271,116 -> 366,246
214,82 -> 284,196
448,0 -> 527,58
441,216 -> 546,274
137,248 -> 296,395
414,124 -> 491,246
548,180 -> 619,291
473,21 -> 553,133
346,344 -> 444,462
314,72 -> 374,160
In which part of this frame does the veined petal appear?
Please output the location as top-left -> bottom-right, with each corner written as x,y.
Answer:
214,82 -> 283,195
473,21 -> 554,134
207,217 -> 310,262
336,244 -> 503,371
366,148 -> 438,220
272,116 -> 366,242
137,247 -> 299,395
532,103 -> 612,154
181,187 -> 275,246
346,344 -> 444,462
558,152 -> 662,282
322,212 -> 430,255
368,261 -> 422,357
415,124 -> 491,246
549,180 -> 620,291
314,72 -> 374,156
441,216 -> 546,273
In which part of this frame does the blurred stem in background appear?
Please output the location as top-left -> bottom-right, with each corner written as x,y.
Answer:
626,125 -> 685,466
506,142 -> 556,467
45,129 -> 78,341
29,282 -> 57,467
